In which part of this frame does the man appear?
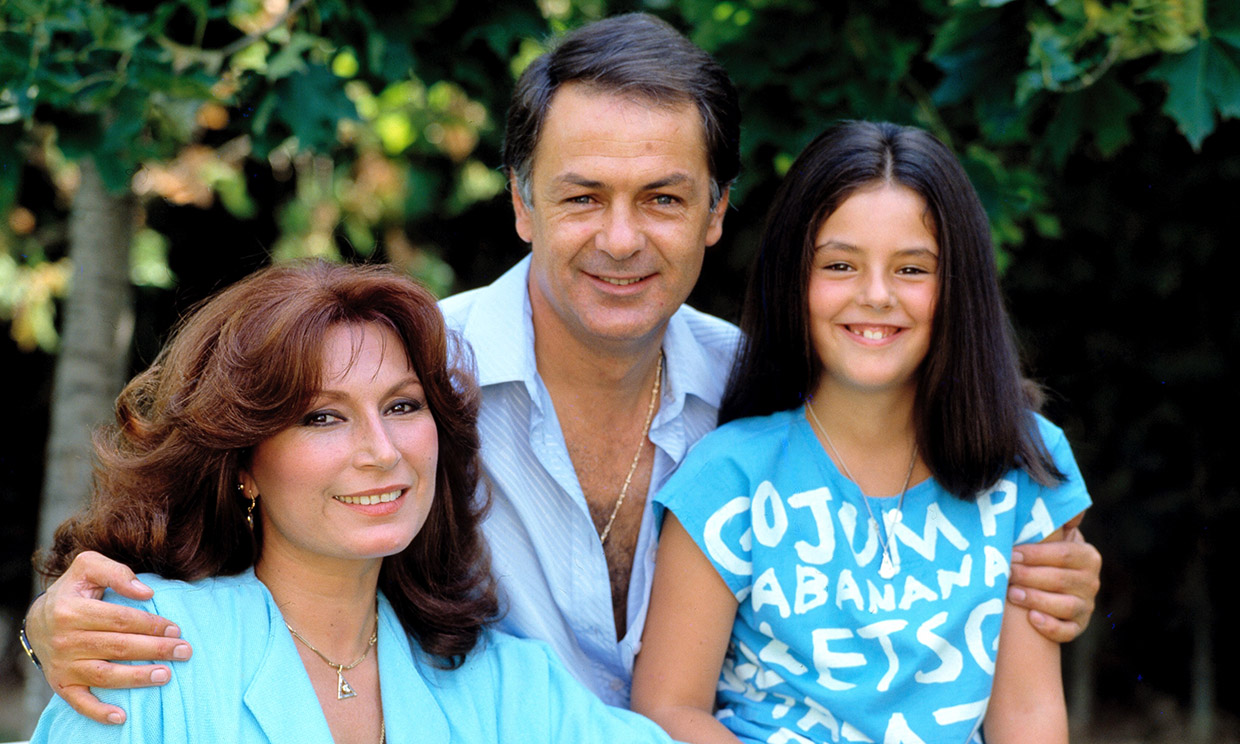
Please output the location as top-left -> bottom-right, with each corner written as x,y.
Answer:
23,13 -> 1101,722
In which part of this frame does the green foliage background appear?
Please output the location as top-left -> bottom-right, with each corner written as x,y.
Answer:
2,0 -> 1237,737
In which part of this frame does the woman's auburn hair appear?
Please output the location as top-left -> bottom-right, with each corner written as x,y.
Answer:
40,260 -> 497,666
719,120 -> 1062,498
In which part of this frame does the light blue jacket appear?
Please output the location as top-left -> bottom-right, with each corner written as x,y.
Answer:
30,571 -> 674,743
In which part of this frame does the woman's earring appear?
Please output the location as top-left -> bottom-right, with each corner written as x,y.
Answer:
239,483 -> 258,530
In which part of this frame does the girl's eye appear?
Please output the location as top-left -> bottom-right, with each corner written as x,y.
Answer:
822,262 -> 852,272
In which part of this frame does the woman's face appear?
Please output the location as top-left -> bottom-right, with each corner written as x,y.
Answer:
807,183 -> 939,399
243,322 -> 439,570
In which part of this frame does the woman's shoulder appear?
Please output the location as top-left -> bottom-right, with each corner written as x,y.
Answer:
419,628 -> 558,684
131,571 -> 266,608
412,630 -> 673,743
117,571 -> 273,645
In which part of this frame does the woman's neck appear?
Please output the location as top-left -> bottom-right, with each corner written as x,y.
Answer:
255,550 -> 382,660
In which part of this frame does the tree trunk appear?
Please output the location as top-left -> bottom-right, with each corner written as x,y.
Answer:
1188,543 -> 1215,743
1067,612 -> 1099,734
23,157 -> 135,733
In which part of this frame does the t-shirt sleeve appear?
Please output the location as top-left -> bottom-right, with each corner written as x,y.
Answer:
1012,417 -> 1092,545
654,429 -> 758,599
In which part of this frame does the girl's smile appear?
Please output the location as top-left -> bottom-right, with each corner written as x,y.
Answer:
808,183 -> 939,398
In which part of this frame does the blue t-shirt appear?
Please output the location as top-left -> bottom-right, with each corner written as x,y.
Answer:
654,407 -> 1091,744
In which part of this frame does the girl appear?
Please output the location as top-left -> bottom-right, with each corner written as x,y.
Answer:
631,121 -> 1088,744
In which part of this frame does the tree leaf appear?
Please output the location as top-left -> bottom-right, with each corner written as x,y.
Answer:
1041,77 -> 1141,166
1145,36 -> 1240,149
270,64 -> 358,153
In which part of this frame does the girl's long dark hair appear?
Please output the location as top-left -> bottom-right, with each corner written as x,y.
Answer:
719,121 -> 1062,497
40,261 -> 498,666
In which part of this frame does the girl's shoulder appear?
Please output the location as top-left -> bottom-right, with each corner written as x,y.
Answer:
658,408 -> 809,513
1025,411 -> 1084,484
686,407 -> 804,462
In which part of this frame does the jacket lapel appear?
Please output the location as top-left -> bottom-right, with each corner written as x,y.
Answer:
376,595 -> 451,743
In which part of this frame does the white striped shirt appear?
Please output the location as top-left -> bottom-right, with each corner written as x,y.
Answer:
439,256 -> 740,707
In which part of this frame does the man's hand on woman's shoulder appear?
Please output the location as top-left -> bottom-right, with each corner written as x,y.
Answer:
26,551 -> 193,725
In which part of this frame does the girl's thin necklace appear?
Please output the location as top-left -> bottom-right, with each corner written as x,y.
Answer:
805,401 -> 917,579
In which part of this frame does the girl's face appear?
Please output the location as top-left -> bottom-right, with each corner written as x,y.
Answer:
807,183 -> 939,399
243,322 -> 439,572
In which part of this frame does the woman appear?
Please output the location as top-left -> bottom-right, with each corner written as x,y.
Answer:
32,261 -> 672,743
631,121 -> 1088,743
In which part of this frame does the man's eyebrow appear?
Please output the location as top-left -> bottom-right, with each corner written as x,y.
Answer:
555,173 -> 605,190
552,172 -> 694,191
643,173 -> 691,190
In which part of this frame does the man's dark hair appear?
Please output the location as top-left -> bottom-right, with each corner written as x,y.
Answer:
503,12 -> 740,208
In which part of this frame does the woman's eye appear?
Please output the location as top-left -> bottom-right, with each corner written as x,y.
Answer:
388,399 -> 424,415
302,411 -> 341,426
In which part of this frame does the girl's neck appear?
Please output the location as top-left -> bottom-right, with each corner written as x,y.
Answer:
809,380 -> 916,442
255,550 -> 382,660
807,381 -> 926,497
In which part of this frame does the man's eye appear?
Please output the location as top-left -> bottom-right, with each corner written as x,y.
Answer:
652,194 -> 679,205
566,195 -> 594,205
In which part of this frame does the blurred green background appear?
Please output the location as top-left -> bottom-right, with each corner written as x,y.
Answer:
2,0 -> 1237,739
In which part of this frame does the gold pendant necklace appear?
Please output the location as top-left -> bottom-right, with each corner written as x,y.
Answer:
285,601 -> 379,700
599,352 -> 663,545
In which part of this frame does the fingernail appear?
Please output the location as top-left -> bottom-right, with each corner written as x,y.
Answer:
150,668 -> 170,684
163,625 -> 182,638
1011,550 -> 1025,563
1008,587 -> 1027,602
106,712 -> 124,724
130,579 -> 149,591
172,644 -> 191,660
1029,610 -> 1047,624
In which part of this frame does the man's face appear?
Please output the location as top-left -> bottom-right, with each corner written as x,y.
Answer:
514,83 -> 728,354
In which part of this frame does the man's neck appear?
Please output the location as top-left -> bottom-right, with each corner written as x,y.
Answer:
528,292 -> 668,641
530,300 -> 668,410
